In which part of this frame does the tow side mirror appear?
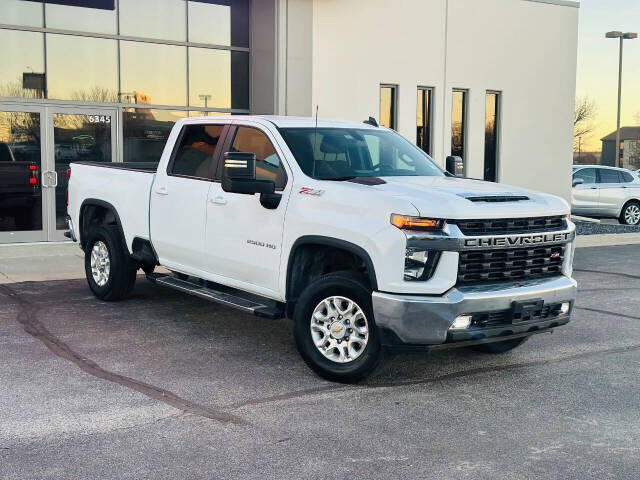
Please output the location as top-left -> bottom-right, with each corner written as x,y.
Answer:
572,178 -> 584,187
222,152 -> 275,195
446,156 -> 464,177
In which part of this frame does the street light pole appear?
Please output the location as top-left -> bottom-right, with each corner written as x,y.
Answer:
606,31 -> 637,167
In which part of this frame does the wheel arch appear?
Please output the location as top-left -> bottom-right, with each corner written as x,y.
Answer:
79,199 -> 128,252
285,236 -> 378,314
620,197 -> 640,218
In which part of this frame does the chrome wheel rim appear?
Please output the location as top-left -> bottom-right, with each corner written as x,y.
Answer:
625,204 -> 640,225
90,241 -> 111,287
310,296 -> 369,363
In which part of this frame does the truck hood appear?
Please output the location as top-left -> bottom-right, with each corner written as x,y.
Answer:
373,176 -> 569,219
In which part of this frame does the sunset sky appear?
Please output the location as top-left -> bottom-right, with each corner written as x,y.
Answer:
576,0 -> 640,151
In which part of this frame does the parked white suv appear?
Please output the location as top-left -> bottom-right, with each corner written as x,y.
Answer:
66,116 -> 577,383
572,165 -> 640,225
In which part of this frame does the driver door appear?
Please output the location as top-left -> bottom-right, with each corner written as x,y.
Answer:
571,167 -> 599,216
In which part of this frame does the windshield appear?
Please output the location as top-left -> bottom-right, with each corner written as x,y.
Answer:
279,128 -> 445,180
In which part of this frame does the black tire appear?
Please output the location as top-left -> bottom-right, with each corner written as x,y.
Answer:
84,225 -> 137,301
293,271 -> 382,383
619,201 -> 640,225
470,336 -> 528,354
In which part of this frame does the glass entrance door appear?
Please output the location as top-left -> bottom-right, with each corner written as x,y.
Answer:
45,107 -> 117,241
0,104 -> 47,243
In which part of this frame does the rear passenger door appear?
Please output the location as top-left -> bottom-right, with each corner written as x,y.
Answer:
150,123 -> 227,273
204,122 -> 291,298
596,168 -> 625,216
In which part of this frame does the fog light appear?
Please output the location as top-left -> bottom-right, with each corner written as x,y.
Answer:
450,315 -> 472,330
560,302 -> 571,315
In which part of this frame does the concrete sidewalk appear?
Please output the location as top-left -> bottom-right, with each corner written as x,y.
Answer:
1,232 -> 640,284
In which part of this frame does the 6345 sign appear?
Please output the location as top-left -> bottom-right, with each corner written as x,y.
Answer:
87,115 -> 111,124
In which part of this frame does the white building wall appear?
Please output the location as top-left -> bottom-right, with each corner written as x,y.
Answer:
303,0 -> 579,201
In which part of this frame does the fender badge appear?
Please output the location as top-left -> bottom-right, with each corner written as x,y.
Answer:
299,187 -> 324,196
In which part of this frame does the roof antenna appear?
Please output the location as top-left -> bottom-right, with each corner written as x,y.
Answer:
312,105 -> 319,178
363,116 -> 378,127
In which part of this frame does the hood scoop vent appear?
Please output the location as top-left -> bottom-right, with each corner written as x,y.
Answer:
459,193 -> 530,203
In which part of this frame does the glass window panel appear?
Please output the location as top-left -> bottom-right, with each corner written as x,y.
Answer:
53,113 -> 113,228
573,168 -> 596,184
231,51 -> 249,110
380,85 -> 396,130
188,1 -> 230,46
170,124 -> 224,178
46,34 -> 118,102
119,0 -> 186,41
417,87 -> 432,155
598,169 -> 621,184
189,48 -> 230,109
451,90 -> 466,160
231,127 -> 287,189
45,1 -> 116,34
0,0 -> 43,28
120,41 -> 187,106
0,30 -> 45,99
484,92 -> 499,182
0,110 -> 43,232
122,108 -> 187,163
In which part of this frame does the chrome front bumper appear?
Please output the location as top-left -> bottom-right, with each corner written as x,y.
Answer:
372,275 -> 577,346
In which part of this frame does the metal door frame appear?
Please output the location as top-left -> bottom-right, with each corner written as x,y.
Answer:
0,103 -> 47,244
44,105 -> 118,241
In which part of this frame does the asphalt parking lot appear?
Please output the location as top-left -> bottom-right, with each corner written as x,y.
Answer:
1,245 -> 639,479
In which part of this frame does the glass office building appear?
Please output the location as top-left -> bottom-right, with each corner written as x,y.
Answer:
0,0 -> 250,242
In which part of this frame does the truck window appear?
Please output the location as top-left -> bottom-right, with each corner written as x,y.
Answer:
170,125 -> 224,179
231,127 -> 287,190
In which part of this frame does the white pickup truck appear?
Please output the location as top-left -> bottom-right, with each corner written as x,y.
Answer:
67,115 -> 577,383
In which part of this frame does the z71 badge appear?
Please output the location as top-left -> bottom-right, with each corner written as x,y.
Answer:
299,187 -> 324,196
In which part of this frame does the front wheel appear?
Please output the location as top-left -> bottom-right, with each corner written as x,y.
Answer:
293,272 -> 382,383
620,201 -> 640,225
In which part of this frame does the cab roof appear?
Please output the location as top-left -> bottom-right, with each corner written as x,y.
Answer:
184,115 -> 381,130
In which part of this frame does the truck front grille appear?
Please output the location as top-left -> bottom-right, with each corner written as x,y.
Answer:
471,303 -> 564,328
452,216 -> 564,235
457,245 -> 565,285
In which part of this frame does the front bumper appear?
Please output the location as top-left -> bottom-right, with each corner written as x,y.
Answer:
372,275 -> 576,347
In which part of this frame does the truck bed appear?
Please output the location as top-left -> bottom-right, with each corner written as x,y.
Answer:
68,162 -> 156,251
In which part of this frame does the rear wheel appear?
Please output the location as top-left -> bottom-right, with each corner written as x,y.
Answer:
470,336 -> 528,354
620,201 -> 640,225
84,225 -> 137,301
293,272 -> 382,383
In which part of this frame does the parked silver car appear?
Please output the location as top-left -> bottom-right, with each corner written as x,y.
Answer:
572,165 -> 640,225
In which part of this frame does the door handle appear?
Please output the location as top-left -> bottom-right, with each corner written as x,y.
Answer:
210,196 -> 227,205
155,186 -> 168,195
42,170 -> 58,188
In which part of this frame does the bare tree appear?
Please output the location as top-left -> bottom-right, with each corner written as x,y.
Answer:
574,96 -> 597,139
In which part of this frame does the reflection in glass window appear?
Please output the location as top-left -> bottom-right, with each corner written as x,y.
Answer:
171,125 -> 224,178
484,92 -> 499,182
0,30 -> 45,99
0,0 -> 43,28
119,0 -> 186,41
598,168 -> 621,184
573,168 -> 596,184
188,1 -> 230,46
380,85 -> 397,130
189,48 -> 231,109
46,35 -> 118,102
417,87 -> 432,155
231,127 -> 286,189
451,90 -> 467,160
120,41 -> 187,106
122,109 -> 187,162
188,111 -> 225,117
45,2 -> 116,34
0,110 -> 43,232
231,51 -> 250,110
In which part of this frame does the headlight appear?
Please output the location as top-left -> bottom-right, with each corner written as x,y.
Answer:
404,247 -> 441,281
390,214 -> 444,232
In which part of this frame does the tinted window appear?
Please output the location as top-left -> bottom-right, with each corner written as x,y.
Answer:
573,168 -> 596,184
0,30 -> 45,99
484,92 -> 499,182
380,85 -> 397,130
123,109 -> 186,163
416,87 -> 432,155
231,127 -> 286,189
598,169 -> 621,184
170,124 -> 223,178
279,128 -> 445,179
621,171 -> 634,183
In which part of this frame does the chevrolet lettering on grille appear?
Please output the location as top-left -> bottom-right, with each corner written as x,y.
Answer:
463,232 -> 572,249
